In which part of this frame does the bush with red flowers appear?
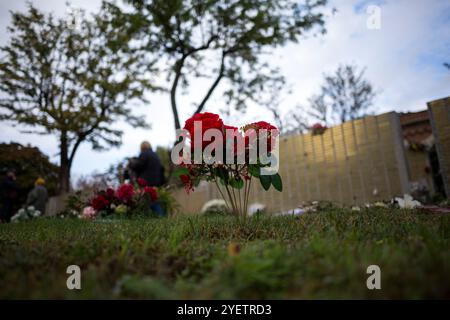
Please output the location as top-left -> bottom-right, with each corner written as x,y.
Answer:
82,181 -> 160,219
175,112 -> 283,217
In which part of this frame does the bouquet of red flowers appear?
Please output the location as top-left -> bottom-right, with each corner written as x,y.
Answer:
82,178 -> 158,219
174,112 -> 283,217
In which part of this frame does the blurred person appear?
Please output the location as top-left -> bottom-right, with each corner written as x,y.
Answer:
129,141 -> 166,216
26,177 -> 48,215
0,171 -> 19,222
129,141 -> 165,186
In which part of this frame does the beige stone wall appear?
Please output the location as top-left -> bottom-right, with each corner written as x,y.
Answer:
428,97 -> 450,197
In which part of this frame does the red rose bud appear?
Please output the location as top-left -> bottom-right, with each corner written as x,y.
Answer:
180,174 -> 194,193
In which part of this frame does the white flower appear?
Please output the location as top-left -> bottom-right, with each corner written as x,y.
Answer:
201,199 -> 228,214
351,206 -> 361,211
395,194 -> 421,209
274,208 -> 305,216
248,203 -> 266,216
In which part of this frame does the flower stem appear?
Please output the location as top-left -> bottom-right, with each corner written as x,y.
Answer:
214,179 -> 231,212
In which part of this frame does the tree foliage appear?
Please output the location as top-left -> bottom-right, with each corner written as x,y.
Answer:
309,64 -> 376,125
0,4 -> 154,192
0,142 -> 59,205
107,0 -> 328,131
285,64 -> 376,133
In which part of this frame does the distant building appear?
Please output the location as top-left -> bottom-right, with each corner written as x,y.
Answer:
400,110 -> 442,202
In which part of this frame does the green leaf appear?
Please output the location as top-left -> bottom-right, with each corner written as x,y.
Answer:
271,173 -> 283,192
259,175 -> 271,191
248,164 -> 260,178
173,167 -> 189,177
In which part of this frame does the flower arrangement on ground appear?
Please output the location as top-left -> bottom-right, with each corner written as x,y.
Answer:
11,206 -> 42,222
81,178 -> 159,220
174,112 -> 283,217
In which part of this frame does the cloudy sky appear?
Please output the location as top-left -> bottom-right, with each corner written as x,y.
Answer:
1,0 -> 449,179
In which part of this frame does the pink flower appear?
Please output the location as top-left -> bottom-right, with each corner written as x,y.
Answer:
81,206 -> 97,219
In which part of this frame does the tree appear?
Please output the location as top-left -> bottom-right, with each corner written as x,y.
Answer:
282,107 -> 310,135
0,4 -> 153,192
308,64 -> 376,125
107,0 -> 327,133
0,142 -> 59,207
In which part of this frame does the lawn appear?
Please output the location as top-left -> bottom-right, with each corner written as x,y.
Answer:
0,208 -> 449,299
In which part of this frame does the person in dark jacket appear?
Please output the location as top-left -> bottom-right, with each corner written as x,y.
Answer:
129,141 -> 165,187
26,177 -> 48,215
129,141 -> 166,216
0,171 -> 19,223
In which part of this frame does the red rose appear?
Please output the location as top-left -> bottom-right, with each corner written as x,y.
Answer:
252,121 -> 278,132
116,183 -> 134,202
184,112 -> 224,150
242,121 -> 279,152
137,178 -> 147,187
91,194 -> 110,211
106,188 -> 115,199
144,186 -> 158,202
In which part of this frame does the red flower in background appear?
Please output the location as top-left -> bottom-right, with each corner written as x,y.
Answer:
137,178 -> 147,187
91,194 -> 110,211
116,183 -> 134,202
144,186 -> 158,202
311,123 -> 327,135
106,188 -> 115,199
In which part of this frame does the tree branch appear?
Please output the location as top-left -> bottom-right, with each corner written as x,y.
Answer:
170,35 -> 219,130
193,51 -> 226,115
68,89 -> 108,167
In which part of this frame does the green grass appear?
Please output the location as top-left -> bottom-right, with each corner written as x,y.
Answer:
0,208 -> 449,299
